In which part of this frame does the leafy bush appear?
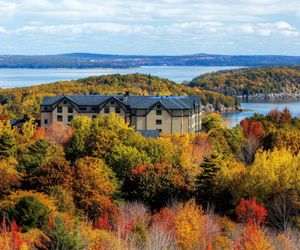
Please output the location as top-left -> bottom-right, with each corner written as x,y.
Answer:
13,196 -> 51,231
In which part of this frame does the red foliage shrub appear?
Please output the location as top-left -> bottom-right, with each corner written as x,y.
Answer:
267,108 -> 292,124
280,107 -> 292,123
0,217 -> 29,250
151,208 -> 175,233
240,119 -> 264,141
94,214 -> 111,231
267,109 -> 282,123
132,164 -> 148,174
235,197 -> 268,225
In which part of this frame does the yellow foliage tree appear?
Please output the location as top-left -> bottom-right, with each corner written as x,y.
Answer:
174,200 -> 206,250
0,190 -> 57,213
241,148 -> 300,200
21,117 -> 37,143
0,157 -> 21,198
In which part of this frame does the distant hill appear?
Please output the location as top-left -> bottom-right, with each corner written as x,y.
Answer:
189,66 -> 300,99
0,73 -> 236,119
1,53 -> 300,68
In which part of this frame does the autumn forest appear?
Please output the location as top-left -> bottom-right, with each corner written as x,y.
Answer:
0,74 -> 299,250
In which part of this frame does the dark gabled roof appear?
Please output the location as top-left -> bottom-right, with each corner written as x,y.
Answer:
42,95 -> 114,106
41,95 -> 201,110
125,95 -> 200,109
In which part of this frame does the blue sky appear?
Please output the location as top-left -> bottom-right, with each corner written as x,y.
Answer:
0,0 -> 300,55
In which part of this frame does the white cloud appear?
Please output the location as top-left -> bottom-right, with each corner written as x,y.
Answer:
0,1 -> 16,16
15,22 -> 154,34
255,21 -> 299,37
1,0 -> 300,54
20,0 -> 52,10
259,29 -> 273,36
241,24 -> 255,33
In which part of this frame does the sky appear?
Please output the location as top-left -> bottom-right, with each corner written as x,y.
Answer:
0,0 -> 300,55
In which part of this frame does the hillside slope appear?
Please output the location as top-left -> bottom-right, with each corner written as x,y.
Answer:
0,73 -> 236,119
189,66 -> 300,99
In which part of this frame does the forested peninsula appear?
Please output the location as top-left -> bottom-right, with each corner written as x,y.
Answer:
190,66 -> 300,100
0,74 -> 236,119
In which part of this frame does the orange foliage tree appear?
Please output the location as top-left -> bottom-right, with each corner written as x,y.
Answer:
72,156 -> 118,219
235,223 -> 273,250
28,156 -> 73,192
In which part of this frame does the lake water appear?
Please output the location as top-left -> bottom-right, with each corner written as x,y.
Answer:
0,66 -> 239,88
222,102 -> 300,127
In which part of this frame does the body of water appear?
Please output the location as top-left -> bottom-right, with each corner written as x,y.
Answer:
0,66 -> 239,88
222,102 -> 300,127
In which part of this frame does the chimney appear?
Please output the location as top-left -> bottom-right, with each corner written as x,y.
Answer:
123,91 -> 129,102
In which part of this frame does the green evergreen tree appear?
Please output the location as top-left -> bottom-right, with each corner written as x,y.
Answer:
37,216 -> 86,250
0,131 -> 17,159
196,151 -> 223,206
18,139 -> 53,174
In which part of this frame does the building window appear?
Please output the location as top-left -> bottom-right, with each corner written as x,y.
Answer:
68,115 -> 73,122
104,107 -> 110,114
57,115 -> 63,122
92,115 -> 97,119
115,107 -> 121,113
156,119 -> 162,125
91,106 -> 98,112
157,129 -> 162,133
68,107 -> 73,113
44,119 -> 48,124
63,100 -> 67,104
156,110 -> 162,115
79,107 -> 87,112
111,100 -> 115,105
57,106 -> 62,113
157,104 -> 161,109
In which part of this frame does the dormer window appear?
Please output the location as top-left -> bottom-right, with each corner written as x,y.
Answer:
115,107 -> 121,113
